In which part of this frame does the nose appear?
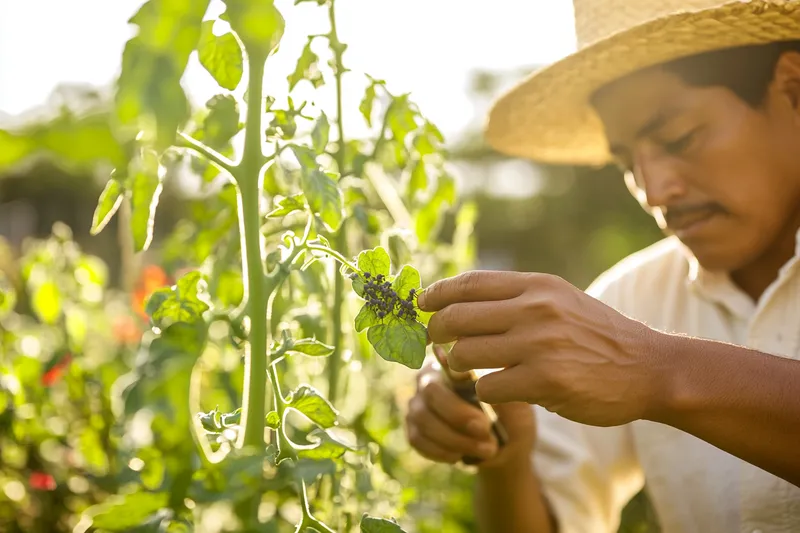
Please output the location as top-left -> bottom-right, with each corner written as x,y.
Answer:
632,151 -> 688,209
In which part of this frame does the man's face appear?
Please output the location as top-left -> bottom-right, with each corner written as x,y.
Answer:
591,58 -> 800,273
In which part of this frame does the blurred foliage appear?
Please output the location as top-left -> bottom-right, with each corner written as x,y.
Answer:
0,5 -> 665,533
0,0 -> 479,531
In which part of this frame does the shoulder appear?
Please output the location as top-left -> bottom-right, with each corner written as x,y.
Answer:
584,236 -> 690,315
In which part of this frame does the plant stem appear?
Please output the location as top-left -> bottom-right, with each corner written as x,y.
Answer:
236,50 -> 269,449
327,0 -> 347,406
305,243 -> 358,273
177,132 -> 236,174
298,479 -> 336,533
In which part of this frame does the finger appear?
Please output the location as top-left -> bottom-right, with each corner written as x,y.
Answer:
410,402 -> 497,460
475,367 -> 532,404
421,371 -> 492,438
448,335 -> 521,372
406,425 -> 464,464
417,270 -> 531,312
427,300 -> 516,343
432,344 -> 472,382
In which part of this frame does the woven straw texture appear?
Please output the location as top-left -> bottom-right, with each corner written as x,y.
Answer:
485,0 -> 800,167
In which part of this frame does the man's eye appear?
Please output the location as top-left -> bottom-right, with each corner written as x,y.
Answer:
662,129 -> 697,154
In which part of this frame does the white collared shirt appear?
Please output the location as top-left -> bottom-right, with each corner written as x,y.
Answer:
532,232 -> 800,533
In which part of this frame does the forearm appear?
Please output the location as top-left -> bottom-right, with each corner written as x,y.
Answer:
652,331 -> 800,487
475,457 -> 556,533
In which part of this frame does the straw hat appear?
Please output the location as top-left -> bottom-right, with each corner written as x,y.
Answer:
484,0 -> 800,167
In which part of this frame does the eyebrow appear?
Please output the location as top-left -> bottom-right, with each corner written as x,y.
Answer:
608,105 -> 685,159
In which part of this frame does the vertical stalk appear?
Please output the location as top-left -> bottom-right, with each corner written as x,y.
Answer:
327,0 -> 347,405
236,51 -> 269,448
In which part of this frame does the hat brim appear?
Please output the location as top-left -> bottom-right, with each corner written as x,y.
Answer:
484,0 -> 800,167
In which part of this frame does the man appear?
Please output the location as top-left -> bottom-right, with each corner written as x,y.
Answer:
404,1 -> 800,532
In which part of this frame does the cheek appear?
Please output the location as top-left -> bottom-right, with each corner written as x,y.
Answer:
697,123 -> 794,221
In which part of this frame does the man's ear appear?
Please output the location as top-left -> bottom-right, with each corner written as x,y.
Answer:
772,51 -> 800,116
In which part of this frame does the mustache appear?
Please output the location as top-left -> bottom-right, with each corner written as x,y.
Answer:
662,202 -> 726,225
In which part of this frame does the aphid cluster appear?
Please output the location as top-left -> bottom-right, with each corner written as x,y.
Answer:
350,271 -> 418,321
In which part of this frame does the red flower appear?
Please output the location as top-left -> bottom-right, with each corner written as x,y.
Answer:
132,265 -> 170,321
29,471 -> 56,491
112,314 -> 142,345
41,353 -> 72,387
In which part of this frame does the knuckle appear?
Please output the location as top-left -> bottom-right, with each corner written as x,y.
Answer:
456,270 -> 482,294
424,279 -> 442,302
520,292 -> 548,313
448,341 -> 467,371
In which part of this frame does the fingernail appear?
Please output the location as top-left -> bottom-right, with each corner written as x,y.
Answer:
466,419 -> 489,438
417,290 -> 427,310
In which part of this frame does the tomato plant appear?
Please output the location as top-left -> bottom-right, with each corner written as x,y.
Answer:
0,0 -> 477,531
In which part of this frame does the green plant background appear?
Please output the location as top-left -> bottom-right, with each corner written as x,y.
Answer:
0,1 -> 664,531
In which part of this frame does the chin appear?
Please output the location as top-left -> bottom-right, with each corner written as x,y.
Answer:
684,239 -> 763,275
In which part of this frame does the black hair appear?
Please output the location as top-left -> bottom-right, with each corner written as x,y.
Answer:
661,40 -> 800,106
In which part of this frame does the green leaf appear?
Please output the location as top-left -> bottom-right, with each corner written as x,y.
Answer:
0,272 -> 15,319
391,265 -> 421,299
138,447 -> 165,491
0,129 -> 35,173
91,177 -> 124,236
79,430 -> 110,475
221,0 -> 285,55
288,38 -> 324,91
198,410 -> 220,432
129,149 -> 163,252
202,94 -> 242,147
290,338 -> 334,356
354,304 -> 379,333
123,322 -> 207,421
388,95 -> 418,147
414,173 -> 457,244
367,319 -> 427,369
265,411 -> 281,429
215,269 -> 244,307
85,491 -> 169,530
293,458 -> 336,484
360,515 -> 408,533
266,193 -> 306,218
221,409 -> 241,427
413,121 -> 445,156
197,20 -> 244,91
145,271 -> 211,329
31,280 -> 61,325
311,112 -> 330,154
359,83 -> 377,128
289,144 -> 317,168
438,172 -> 457,205
356,246 -> 391,278
287,385 -> 338,428
296,428 -> 353,459
116,0 -> 210,151
291,146 -> 344,231
408,158 -> 428,196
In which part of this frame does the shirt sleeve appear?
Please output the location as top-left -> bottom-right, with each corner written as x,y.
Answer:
530,272 -> 645,533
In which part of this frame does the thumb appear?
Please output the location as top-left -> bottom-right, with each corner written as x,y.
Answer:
432,344 -> 473,383
490,401 -> 536,438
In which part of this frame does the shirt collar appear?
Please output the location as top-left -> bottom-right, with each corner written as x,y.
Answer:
685,227 -> 800,320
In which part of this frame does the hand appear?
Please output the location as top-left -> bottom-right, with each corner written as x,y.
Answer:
417,271 -> 666,427
405,345 -> 536,469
